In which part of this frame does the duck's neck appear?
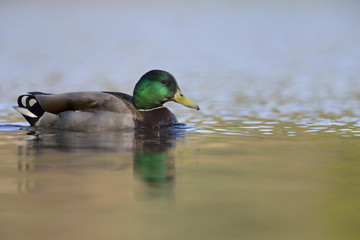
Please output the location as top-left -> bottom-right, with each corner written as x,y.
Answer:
137,106 -> 166,111
133,97 -> 163,110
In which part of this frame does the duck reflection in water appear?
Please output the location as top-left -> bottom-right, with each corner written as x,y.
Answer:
133,128 -> 179,200
17,125 -> 189,198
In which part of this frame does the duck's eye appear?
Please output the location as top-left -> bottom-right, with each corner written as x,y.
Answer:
160,80 -> 167,85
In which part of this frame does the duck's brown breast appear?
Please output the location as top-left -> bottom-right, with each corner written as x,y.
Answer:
137,107 -> 178,128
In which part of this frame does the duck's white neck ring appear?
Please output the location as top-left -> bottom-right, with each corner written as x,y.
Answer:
137,106 -> 166,112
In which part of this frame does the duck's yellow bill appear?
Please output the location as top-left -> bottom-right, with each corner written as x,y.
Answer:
173,89 -> 200,110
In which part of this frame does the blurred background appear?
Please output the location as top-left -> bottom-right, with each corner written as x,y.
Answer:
1,0 -> 360,122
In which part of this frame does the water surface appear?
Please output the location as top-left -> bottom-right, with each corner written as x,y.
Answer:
1,119 -> 360,240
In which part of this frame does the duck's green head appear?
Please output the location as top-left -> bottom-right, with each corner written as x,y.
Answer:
133,70 -> 200,110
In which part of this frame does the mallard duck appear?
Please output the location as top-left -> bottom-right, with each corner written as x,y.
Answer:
14,70 -> 199,131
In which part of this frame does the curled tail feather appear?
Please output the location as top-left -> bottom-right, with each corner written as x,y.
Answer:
14,93 -> 48,126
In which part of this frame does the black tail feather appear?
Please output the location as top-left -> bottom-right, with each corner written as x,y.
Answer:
16,93 -> 47,126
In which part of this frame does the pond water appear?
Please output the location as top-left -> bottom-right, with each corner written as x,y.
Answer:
1,1 -> 360,240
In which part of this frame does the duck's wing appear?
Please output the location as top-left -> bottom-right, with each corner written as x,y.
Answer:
33,92 -> 136,114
